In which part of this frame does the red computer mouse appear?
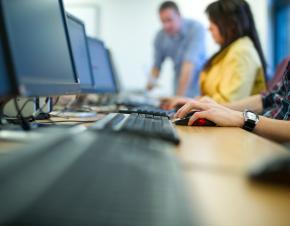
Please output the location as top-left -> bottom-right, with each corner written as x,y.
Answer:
174,111 -> 216,126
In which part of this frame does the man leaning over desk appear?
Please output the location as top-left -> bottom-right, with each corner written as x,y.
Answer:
147,1 -> 206,97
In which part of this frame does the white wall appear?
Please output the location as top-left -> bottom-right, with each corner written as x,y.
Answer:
64,0 -> 271,96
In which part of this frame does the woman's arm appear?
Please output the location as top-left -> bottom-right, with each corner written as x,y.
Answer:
175,100 -> 290,143
254,117 -> 290,143
160,94 -> 264,113
224,95 -> 264,113
197,95 -> 263,113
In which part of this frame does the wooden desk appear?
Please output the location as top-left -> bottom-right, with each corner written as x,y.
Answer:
0,123 -> 289,226
184,170 -> 290,226
176,126 -> 289,173
174,126 -> 290,226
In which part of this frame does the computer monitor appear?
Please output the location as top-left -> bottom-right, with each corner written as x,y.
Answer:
0,33 -> 12,97
66,14 -> 95,93
87,37 -> 117,93
0,0 -> 80,96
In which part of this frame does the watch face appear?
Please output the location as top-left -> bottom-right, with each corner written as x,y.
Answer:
247,112 -> 257,121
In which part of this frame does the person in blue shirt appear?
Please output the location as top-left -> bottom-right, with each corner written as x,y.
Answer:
146,1 -> 206,97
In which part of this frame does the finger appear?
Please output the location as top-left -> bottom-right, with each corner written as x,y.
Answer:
188,111 -> 210,126
164,104 -> 171,110
169,100 -> 179,110
176,101 -> 210,119
199,97 -> 211,103
174,103 -> 189,118
159,98 -> 170,109
160,102 -> 169,110
175,102 -> 197,118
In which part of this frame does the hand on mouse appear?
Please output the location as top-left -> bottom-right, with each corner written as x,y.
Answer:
197,96 -> 218,104
160,96 -> 191,110
174,100 -> 244,127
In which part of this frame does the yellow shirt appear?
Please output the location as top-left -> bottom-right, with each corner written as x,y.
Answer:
200,37 -> 266,103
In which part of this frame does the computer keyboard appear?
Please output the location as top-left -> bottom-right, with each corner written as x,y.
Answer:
90,113 -> 180,145
0,129 -> 196,226
117,100 -> 157,108
119,107 -> 176,118
116,95 -> 160,108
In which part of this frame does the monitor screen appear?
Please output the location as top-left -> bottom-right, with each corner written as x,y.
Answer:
0,0 -> 80,96
87,38 -> 117,93
0,34 -> 12,97
67,14 -> 95,93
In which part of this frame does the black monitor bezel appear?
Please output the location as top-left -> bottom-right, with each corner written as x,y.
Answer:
0,2 -> 18,98
0,31 -> 16,98
106,48 -> 121,94
0,0 -> 80,97
87,37 -> 118,94
66,13 -> 96,94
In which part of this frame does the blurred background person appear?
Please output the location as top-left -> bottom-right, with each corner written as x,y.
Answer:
161,0 -> 268,109
146,1 -> 206,97
64,0 -> 289,98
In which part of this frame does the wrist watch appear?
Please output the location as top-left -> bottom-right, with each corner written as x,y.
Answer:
242,109 -> 259,132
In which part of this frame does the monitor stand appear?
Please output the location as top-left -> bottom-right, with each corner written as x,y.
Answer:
51,95 -> 98,119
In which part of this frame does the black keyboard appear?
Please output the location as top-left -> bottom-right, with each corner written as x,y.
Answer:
90,113 -> 180,145
116,98 -> 159,108
0,129 -> 196,226
119,107 -> 176,118
117,100 -> 154,108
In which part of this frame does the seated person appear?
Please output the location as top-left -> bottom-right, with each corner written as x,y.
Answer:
162,0 -> 267,109
174,61 -> 290,143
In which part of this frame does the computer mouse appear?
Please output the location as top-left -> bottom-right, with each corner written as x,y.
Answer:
174,111 -> 216,126
249,156 -> 290,186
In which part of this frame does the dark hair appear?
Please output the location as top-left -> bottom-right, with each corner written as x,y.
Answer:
204,0 -> 267,76
159,1 -> 180,14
